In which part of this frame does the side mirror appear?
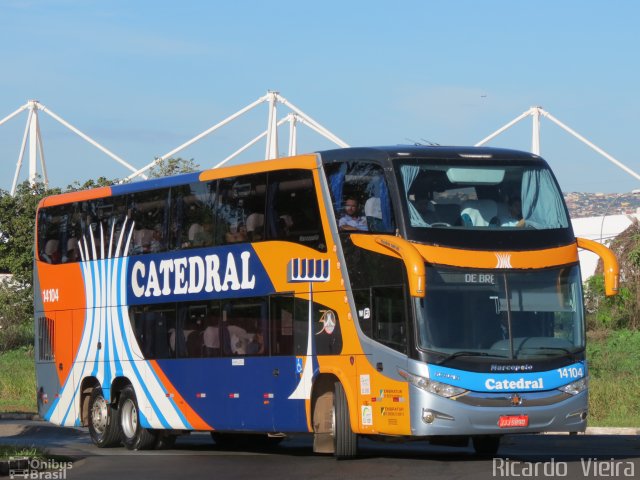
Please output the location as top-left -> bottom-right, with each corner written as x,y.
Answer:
576,237 -> 619,296
350,234 -> 425,297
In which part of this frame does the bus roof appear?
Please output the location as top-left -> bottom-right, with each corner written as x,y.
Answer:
37,146 -> 543,209
38,154 -> 319,208
317,145 -> 544,164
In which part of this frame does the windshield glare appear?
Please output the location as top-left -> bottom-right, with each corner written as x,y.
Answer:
416,265 -> 584,360
399,162 -> 569,230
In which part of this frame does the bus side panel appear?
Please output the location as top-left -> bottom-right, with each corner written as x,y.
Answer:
354,354 -> 411,436
154,357 -> 309,432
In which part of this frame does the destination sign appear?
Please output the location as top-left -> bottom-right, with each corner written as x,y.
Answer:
437,271 -> 497,285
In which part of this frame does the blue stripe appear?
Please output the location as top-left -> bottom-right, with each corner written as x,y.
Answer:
427,361 -> 587,392
111,171 -> 202,196
60,260 -> 101,425
143,352 -> 192,429
43,396 -> 60,422
89,260 -> 102,379
114,253 -> 189,429
60,262 -> 99,425
102,266 -> 113,400
114,256 -> 171,429
110,256 -> 125,379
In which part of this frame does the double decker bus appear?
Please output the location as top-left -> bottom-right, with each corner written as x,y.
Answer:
34,146 -> 618,457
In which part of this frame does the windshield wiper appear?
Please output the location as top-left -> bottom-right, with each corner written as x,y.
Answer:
519,346 -> 576,356
436,351 -> 509,365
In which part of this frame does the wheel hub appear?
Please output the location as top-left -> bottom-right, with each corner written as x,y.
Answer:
91,396 -> 108,434
121,399 -> 138,439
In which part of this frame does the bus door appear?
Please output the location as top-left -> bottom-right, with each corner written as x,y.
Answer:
219,299 -> 275,431
268,295 -> 308,432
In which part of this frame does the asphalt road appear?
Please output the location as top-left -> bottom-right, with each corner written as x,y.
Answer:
1,420 -> 639,480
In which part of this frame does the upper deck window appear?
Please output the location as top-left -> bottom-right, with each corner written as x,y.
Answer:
324,161 -> 395,234
399,162 -> 569,231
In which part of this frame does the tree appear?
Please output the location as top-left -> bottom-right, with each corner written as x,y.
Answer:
65,176 -> 116,191
586,219 -> 640,330
0,180 -> 60,286
148,157 -> 200,178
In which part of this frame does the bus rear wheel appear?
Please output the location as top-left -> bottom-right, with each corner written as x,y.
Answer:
119,386 -> 157,450
88,386 -> 121,447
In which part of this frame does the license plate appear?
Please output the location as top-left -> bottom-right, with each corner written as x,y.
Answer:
498,415 -> 529,428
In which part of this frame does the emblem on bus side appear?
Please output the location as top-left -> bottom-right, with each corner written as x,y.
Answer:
316,310 -> 337,335
495,253 -> 512,269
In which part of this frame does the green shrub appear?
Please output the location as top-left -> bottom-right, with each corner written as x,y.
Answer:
587,329 -> 640,427
0,283 -> 33,352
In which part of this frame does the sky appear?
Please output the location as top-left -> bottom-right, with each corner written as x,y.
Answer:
0,0 -> 639,193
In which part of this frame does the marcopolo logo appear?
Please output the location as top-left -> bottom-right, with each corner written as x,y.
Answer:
127,246 -> 274,304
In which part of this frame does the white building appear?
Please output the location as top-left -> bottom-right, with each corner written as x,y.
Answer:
572,211 -> 640,281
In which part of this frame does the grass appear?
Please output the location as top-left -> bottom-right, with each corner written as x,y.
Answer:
587,329 -> 640,427
0,445 -> 42,460
1,331 -> 639,427
0,347 -> 36,413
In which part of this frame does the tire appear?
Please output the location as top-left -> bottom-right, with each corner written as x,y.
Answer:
154,433 -> 177,450
119,385 -> 157,450
472,435 -> 501,457
87,386 -> 121,448
333,382 -> 358,459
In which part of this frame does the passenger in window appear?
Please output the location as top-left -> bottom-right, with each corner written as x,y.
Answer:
225,222 -> 248,243
227,323 -> 248,354
339,197 -> 368,232
203,314 -> 220,357
247,332 -> 265,355
186,222 -> 204,247
184,315 -> 204,357
188,221 -> 213,248
150,224 -> 164,252
63,237 -> 81,263
500,197 -> 525,227
245,212 -> 264,241
42,238 -> 61,264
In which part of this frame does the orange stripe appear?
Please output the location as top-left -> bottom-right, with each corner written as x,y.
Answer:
148,360 -> 213,431
198,154 -> 318,181
39,186 -> 112,207
351,234 -> 578,269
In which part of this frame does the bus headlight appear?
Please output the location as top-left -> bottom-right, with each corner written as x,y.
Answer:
558,377 -> 588,395
398,368 -> 467,398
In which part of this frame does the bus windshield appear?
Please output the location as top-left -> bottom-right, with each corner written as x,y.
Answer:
415,265 -> 584,361
398,161 -> 569,230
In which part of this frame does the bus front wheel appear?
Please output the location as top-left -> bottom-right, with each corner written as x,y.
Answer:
119,386 -> 157,450
333,382 -> 358,459
88,387 -> 121,447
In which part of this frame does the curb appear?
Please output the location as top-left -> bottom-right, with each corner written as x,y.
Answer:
585,426 -> 640,435
0,413 -> 40,421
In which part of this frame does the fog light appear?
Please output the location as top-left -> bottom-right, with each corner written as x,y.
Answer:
422,409 -> 435,424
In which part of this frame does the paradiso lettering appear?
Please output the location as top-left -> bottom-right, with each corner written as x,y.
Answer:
126,245 -> 274,305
